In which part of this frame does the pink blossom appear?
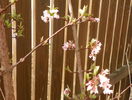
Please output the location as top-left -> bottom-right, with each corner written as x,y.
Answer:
41,16 -> 48,23
64,88 -> 71,96
86,77 -> 99,94
94,18 -> 100,22
98,70 -> 113,94
98,74 -> 109,84
41,9 -> 60,23
85,69 -> 113,95
89,54 -> 96,61
103,88 -> 113,94
62,41 -> 75,51
101,69 -> 109,75
53,14 -> 60,19
50,9 -> 58,13
89,39 -> 102,61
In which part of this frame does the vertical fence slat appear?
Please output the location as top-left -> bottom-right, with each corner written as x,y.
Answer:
121,0 -> 132,99
96,0 -> 102,40
11,0 -> 17,99
31,0 -> 36,100
84,0 -> 93,82
106,1 -> 119,100
115,0 -> 126,69
101,0 -> 111,68
114,0 -> 126,99
108,0 -> 119,70
47,0 -> 54,100
122,0 -> 132,64
61,0 -> 68,100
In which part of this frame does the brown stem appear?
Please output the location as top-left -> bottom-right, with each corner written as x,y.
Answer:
11,23 -> 71,67
0,18 -> 15,100
0,13 -> 86,75
0,13 -> 94,76
0,22 -> 73,75
68,0 -> 84,93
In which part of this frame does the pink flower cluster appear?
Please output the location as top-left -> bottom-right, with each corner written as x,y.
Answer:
64,87 -> 71,97
86,77 -> 99,94
62,41 -> 75,51
89,39 -> 102,61
94,18 -> 100,22
86,69 -> 113,94
41,9 -> 60,23
98,69 -> 113,94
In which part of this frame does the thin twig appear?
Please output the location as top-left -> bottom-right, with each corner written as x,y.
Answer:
0,86 -> 5,100
126,44 -> 132,85
125,44 -> 132,99
0,1 -> 18,14
67,69 -> 91,74
0,15 -> 89,75
112,84 -> 132,100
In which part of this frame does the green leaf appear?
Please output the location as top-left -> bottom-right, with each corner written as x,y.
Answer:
84,73 -> 90,82
89,94 -> 97,99
90,63 -> 96,70
17,22 -> 24,36
93,66 -> 99,76
65,66 -> 72,73
77,93 -> 85,100
5,19 -> 12,28
1,14 -> 6,19
79,5 -> 88,16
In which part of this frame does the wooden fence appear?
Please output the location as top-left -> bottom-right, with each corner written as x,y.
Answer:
0,0 -> 132,100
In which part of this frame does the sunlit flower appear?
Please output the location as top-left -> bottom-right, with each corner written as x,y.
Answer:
86,77 -> 99,94
50,9 -> 59,13
89,39 -> 102,61
89,54 -> 96,61
41,8 -> 60,23
62,41 -> 75,51
85,69 -> 113,95
101,69 -> 109,75
98,69 -> 113,94
103,88 -> 113,94
64,87 -> 71,96
94,18 -> 100,22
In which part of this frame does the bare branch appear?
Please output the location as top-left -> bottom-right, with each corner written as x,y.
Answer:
0,15 -> 88,75
0,1 -> 17,14
112,84 -> 132,100
68,0 -> 84,93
